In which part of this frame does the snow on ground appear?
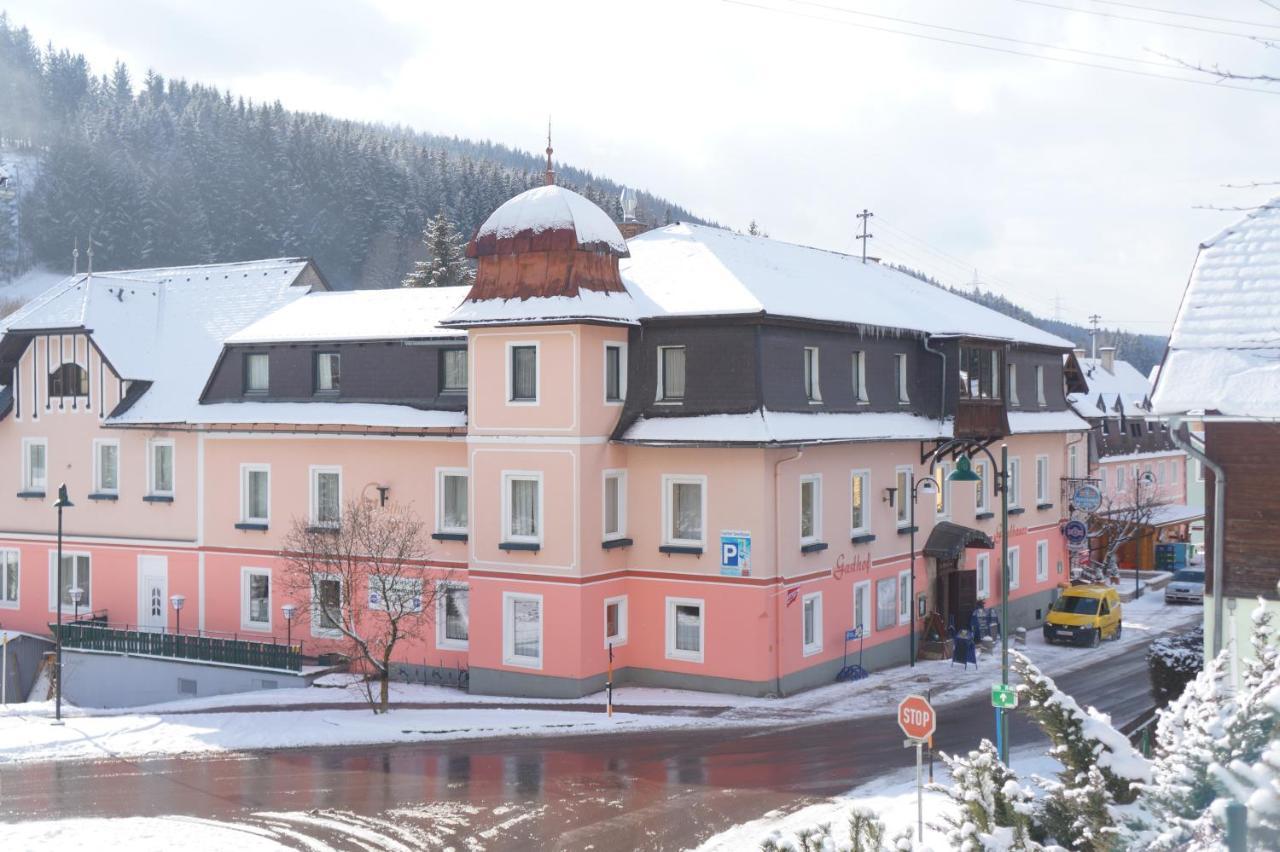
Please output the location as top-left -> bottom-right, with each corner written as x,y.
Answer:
0,596 -> 1199,766
693,748 -> 1061,851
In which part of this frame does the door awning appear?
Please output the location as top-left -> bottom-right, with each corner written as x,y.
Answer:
923,521 -> 995,561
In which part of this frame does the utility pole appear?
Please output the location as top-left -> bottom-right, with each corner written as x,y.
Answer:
1088,314 -> 1101,359
856,209 -> 873,264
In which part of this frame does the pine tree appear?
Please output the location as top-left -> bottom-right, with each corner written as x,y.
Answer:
401,212 -> 473,288
934,740 -> 1038,851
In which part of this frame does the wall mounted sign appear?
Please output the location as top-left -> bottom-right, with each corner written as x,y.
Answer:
1073,484 -> 1103,512
720,530 -> 752,576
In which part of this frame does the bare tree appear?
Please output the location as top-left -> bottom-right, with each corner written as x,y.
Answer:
1079,476 -> 1169,583
280,498 -> 446,713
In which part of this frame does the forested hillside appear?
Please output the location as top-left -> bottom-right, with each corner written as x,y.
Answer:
0,13 -> 703,288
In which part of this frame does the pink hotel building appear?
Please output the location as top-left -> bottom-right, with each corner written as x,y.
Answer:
0,183 -> 1090,698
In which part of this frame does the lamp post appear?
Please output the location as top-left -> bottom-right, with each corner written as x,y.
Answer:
948,445 -> 1011,764
906,475 -> 939,667
52,483 -> 74,725
170,594 -> 186,636
69,587 -> 83,622
281,603 -> 298,649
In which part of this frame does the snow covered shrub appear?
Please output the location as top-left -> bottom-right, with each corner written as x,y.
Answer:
847,806 -> 886,852
756,807 -> 892,852
932,739 -> 1037,851
1146,625 -> 1204,707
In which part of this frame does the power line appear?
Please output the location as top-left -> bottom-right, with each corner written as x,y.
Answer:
1084,0 -> 1280,30
1016,0 -> 1273,40
721,0 -> 1280,96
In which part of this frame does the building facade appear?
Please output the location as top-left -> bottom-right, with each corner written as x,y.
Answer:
0,185 -> 1088,700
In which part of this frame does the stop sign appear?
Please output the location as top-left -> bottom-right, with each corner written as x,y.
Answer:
898,694 -> 937,741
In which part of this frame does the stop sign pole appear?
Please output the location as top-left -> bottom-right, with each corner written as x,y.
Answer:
898,695 -> 937,842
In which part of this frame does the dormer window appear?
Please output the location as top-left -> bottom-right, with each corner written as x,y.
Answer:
245,353 -> 269,394
48,363 -> 88,397
894,354 -> 910,404
1008,363 -> 1019,406
440,349 -> 468,394
803,347 -> 821,402
959,346 -> 1001,400
657,346 -> 686,403
315,352 -> 340,394
1035,365 -> 1046,406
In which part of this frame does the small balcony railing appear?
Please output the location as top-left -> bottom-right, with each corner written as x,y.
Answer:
52,621 -> 301,672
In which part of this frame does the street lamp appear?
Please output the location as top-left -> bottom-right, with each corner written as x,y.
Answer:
52,483 -> 74,725
949,445 -> 1011,764
170,594 -> 186,636
281,603 -> 298,649
69,586 -> 83,622
906,474 -> 939,667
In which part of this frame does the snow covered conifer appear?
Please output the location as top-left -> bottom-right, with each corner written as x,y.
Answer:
933,739 -> 1037,851
402,212 -> 474,288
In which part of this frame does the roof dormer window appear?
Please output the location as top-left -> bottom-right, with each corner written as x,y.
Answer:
48,363 -> 88,397
245,353 -> 269,394
315,352 -> 340,394
958,346 -> 1001,400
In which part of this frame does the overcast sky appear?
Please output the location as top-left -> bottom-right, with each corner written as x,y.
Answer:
4,0 -> 1277,334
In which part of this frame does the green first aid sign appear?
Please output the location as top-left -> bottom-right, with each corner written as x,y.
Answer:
991,683 -> 1018,709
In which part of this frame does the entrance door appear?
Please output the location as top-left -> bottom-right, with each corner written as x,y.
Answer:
138,555 -> 168,632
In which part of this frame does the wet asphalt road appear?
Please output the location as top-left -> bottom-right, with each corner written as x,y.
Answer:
0,636 -> 1164,851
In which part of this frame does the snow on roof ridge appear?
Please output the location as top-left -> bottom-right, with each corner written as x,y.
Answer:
96,257 -> 311,277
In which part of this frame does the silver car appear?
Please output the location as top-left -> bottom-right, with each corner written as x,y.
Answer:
1165,568 -> 1205,604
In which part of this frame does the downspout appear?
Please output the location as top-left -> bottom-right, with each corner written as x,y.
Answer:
1170,419 -> 1225,655
922,335 -> 947,422
773,446 -> 803,697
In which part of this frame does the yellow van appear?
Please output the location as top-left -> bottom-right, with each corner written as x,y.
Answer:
1043,585 -> 1122,647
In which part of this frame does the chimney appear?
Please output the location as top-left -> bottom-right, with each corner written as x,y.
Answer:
1073,348 -> 1086,358
1099,346 -> 1116,374
617,186 -> 651,239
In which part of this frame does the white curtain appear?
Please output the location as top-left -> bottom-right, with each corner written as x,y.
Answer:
247,354 -> 269,391
662,347 -> 686,399
249,574 -> 269,623
99,444 -> 118,491
443,350 -> 468,391
512,598 -> 540,657
675,604 -> 701,652
316,472 -> 340,525
510,478 -> 538,537
604,476 -> 620,536
317,353 -> 339,391
800,480 -> 815,538
512,347 -> 536,399
672,482 -> 701,541
153,444 -> 174,493
444,475 -> 468,530
248,470 -> 269,520
445,586 -> 469,641
876,578 -> 897,631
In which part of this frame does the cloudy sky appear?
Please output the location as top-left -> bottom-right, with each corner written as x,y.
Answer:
4,0 -> 1277,333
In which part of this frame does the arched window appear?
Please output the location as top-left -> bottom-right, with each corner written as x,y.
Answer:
49,363 -> 89,397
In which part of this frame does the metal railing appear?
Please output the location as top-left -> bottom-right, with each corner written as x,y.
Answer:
52,621 -> 301,672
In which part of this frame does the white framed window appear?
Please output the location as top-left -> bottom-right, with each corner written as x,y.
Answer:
507,342 -> 539,403
240,464 -> 270,525
851,351 -> 868,403
93,438 -> 120,495
603,470 -> 627,541
244,352 -> 269,393
437,468 -> 469,534
657,345 -> 686,402
604,595 -> 628,648
437,582 -> 470,650
1195,459 -> 1204,483
48,551 -> 91,612
604,342 -> 627,404
803,347 -> 821,402
22,438 -> 47,492
502,472 -> 543,544
440,348 -> 468,393
876,576 -> 898,631
1035,455 -> 1050,504
898,569 -> 911,625
934,462 -> 951,517
1036,540 -> 1049,582
802,592 -> 823,656
311,574 -> 343,638
1116,465 -> 1126,492
975,460 -> 990,513
895,466 -> 912,527
665,596 -> 705,663
663,474 -> 707,547
503,591 -> 543,669
1007,546 -> 1021,591
1068,444 -> 1079,479
799,475 -> 822,544
1008,363 -> 1019,406
1035,365 -> 1046,406
1007,457 -> 1022,508
309,465 -> 342,528
976,552 -> 990,600
853,580 -> 872,636
241,567 -> 271,631
0,549 -> 19,608
850,469 -> 870,535
148,439 -> 175,497
315,352 -> 340,393
894,353 -> 910,403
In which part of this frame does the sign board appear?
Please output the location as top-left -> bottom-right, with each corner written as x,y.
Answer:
1073,484 -> 1103,512
991,683 -> 1018,709
897,694 -> 937,741
720,530 -> 752,576
845,627 -> 862,642
1063,520 -> 1088,550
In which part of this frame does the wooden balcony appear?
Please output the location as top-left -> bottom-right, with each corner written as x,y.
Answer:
955,399 -> 1009,440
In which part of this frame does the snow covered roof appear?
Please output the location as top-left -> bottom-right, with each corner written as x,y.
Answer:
228,287 -> 470,344
165,401 -> 467,431
467,185 -> 629,258
1152,200 -> 1280,419
1067,357 -> 1152,420
618,408 -> 1086,446
443,289 -> 642,327
618,225 -> 1075,348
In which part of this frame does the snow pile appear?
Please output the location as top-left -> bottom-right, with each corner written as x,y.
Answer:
471,184 -> 629,256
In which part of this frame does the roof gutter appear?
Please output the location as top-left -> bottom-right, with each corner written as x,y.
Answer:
1169,418 -> 1226,655
922,335 -> 947,422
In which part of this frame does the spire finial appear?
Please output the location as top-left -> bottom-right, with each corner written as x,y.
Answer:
73,236 -> 79,276
86,234 -> 94,275
544,116 -> 555,186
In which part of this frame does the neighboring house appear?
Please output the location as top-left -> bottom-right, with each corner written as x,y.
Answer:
0,183 -> 1089,700
1151,198 -> 1280,683
1065,347 -> 1197,575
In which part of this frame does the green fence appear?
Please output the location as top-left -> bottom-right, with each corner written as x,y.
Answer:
53,622 -> 301,672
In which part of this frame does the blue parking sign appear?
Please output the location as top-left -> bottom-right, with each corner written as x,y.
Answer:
720,531 -> 751,576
